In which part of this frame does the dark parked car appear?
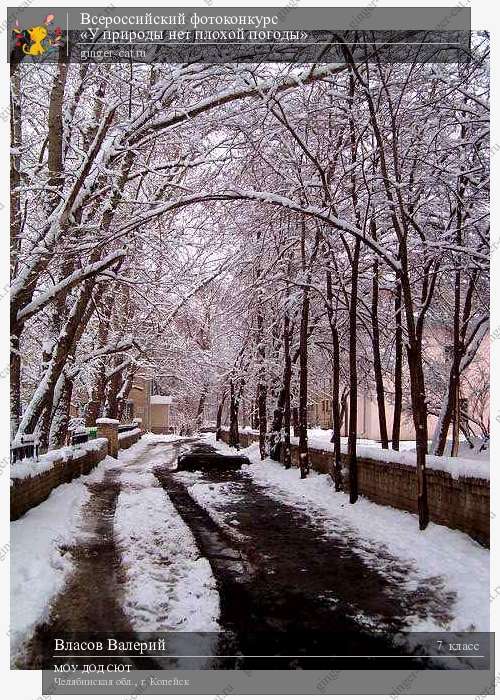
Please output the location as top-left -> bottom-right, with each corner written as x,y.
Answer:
177,452 -> 250,472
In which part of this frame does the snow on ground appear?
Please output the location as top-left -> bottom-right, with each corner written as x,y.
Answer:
10,438 -> 108,481
204,434 -> 489,633
85,434 -> 220,632
174,470 -> 250,543
10,460 -> 108,662
118,427 -> 142,439
237,427 -> 489,480
142,432 -> 186,444
114,472 -> 220,633
306,428 -> 489,458
11,434 -> 219,664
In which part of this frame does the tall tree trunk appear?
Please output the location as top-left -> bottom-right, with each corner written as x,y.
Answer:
340,389 -> 348,434
297,222 -> 320,478
258,382 -> 267,459
228,378 -> 240,449
84,364 -> 106,427
49,372 -> 74,448
37,281 -> 73,448
283,301 -> 292,469
292,406 -> 299,437
117,370 -> 134,423
400,242 -> 431,530
10,57 -> 68,437
10,62 -> 22,278
196,384 -> 208,432
406,340 -> 429,528
297,218 -> 312,478
10,333 -> 22,437
15,279 -> 95,439
10,63 -> 22,436
345,66 -> 362,502
298,284 -> 310,478
35,54 -> 71,446
452,386 -> 461,456
38,399 -> 55,450
325,270 -> 342,490
105,361 -> 123,420
255,248 -> 268,459
370,225 -> 389,448
451,121 -> 467,457
84,289 -> 116,427
432,273 -> 478,455
215,391 -> 226,440
346,52 -> 431,528
348,238 -> 361,503
269,386 -> 285,460
434,152 -> 466,457
392,275 -> 403,450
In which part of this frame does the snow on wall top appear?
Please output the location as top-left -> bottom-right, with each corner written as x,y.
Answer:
150,395 -> 173,405
118,428 -> 142,439
11,438 -> 108,481
96,418 -> 119,425
232,427 -> 490,482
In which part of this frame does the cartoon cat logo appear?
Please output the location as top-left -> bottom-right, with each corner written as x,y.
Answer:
13,14 -> 64,57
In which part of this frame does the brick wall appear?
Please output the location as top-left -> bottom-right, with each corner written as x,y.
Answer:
118,428 -> 143,450
10,439 -> 109,521
218,430 -> 489,547
11,430 -> 145,522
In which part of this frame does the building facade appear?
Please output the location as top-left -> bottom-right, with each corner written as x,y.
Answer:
128,376 -> 174,433
307,333 -> 489,443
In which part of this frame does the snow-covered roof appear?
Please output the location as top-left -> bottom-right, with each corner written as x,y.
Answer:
150,395 -> 172,405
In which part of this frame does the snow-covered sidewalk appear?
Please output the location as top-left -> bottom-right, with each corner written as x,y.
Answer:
114,436 -> 220,633
205,434 -> 489,632
11,434 -> 219,666
11,473 -> 92,662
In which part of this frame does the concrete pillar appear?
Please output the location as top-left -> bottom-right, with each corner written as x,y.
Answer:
96,418 -> 119,458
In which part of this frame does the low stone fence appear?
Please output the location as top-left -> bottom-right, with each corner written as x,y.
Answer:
118,427 -> 143,450
218,430 -> 490,547
11,424 -> 144,522
10,438 -> 108,521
